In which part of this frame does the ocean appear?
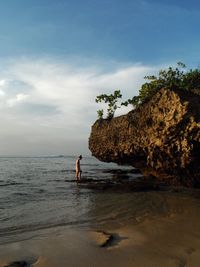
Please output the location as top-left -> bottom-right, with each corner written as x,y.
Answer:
0,156 -> 138,244
1,156 -> 200,246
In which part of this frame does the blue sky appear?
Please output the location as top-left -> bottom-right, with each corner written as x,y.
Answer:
0,0 -> 200,155
0,0 -> 200,64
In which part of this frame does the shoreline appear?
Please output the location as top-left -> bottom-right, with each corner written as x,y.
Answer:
1,207 -> 200,267
1,184 -> 200,267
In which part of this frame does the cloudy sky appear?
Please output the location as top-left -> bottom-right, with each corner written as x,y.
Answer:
0,0 -> 200,156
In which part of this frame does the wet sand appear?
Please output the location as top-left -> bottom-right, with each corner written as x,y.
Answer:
1,207 -> 200,267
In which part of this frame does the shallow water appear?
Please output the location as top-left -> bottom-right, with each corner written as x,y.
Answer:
0,156 -> 200,245
0,156 -> 136,243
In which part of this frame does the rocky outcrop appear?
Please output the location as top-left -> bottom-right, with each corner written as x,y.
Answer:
89,88 -> 200,187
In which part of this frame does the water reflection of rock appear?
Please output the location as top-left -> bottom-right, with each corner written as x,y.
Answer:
85,181 -> 200,230
66,177 -> 161,192
65,167 -> 163,192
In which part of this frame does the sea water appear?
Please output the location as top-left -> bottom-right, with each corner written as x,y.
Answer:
0,156 -> 135,243
0,156 -> 200,245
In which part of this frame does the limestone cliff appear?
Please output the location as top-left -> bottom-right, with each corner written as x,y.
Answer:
89,88 -> 200,187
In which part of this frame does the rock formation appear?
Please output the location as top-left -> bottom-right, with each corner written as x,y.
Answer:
89,88 -> 200,187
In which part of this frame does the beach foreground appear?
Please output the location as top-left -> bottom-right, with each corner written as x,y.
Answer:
1,157 -> 200,267
1,206 -> 200,267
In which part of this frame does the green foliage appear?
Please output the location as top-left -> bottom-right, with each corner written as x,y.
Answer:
138,63 -> 186,104
121,96 -> 140,108
97,109 -> 104,119
95,62 -> 200,119
95,90 -> 122,119
124,62 -> 200,107
182,69 -> 200,90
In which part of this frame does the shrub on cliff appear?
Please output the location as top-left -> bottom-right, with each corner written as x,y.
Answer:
95,63 -> 200,118
95,90 -> 122,119
125,62 -> 200,107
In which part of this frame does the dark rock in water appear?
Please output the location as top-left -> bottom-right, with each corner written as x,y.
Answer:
92,231 -> 114,248
4,261 -> 28,267
89,88 -> 200,187
66,176 -> 162,191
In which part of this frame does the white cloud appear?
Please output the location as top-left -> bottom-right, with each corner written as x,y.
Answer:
0,79 -> 6,97
7,93 -> 29,107
0,57 -> 159,155
0,89 -> 5,97
0,79 -> 6,86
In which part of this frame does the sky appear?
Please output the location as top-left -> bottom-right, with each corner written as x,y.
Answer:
0,0 -> 200,156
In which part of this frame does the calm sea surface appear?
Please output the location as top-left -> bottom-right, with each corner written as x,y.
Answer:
0,156 -> 200,245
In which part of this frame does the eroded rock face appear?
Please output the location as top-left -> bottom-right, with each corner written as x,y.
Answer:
89,88 -> 200,186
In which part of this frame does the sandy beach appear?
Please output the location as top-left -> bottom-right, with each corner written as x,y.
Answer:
1,201 -> 200,267
1,157 -> 200,267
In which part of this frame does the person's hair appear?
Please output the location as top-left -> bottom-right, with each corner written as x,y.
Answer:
79,155 -> 82,159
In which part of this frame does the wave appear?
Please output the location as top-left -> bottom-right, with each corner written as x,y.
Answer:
0,181 -> 24,187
